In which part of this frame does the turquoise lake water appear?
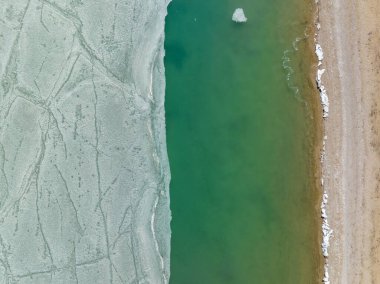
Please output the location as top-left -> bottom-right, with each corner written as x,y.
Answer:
164,0 -> 322,283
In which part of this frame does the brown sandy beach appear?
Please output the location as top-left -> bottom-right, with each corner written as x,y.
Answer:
318,0 -> 380,282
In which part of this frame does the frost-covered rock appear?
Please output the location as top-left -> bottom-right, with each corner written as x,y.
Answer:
232,8 -> 247,23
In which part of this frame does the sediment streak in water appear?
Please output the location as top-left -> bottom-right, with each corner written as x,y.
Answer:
0,0 -> 171,283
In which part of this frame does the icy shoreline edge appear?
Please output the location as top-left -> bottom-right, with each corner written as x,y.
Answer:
150,1 -> 173,283
314,1 -> 332,283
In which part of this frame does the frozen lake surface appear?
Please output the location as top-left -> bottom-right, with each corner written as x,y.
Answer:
0,0 -> 171,283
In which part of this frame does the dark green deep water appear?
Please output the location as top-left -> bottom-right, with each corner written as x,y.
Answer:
164,0 -> 321,283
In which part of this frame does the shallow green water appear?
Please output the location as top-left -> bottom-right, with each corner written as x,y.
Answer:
164,0 -> 321,283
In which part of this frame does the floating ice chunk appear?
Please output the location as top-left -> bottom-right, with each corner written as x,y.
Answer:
232,8 -> 247,23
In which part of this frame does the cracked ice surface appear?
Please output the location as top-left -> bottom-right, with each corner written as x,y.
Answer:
0,0 -> 171,283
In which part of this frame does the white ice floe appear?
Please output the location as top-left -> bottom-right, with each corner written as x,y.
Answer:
316,44 -> 324,62
323,265 -> 330,284
319,129 -> 331,284
317,41 -> 331,283
317,68 -> 325,85
317,68 -> 329,118
315,43 -> 329,118
320,136 -> 332,259
319,86 -> 329,118
232,8 -> 247,23
321,192 -> 333,257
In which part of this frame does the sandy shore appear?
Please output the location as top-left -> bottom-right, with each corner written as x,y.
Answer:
318,0 -> 380,282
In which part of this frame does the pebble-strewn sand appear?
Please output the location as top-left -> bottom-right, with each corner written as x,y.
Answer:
319,0 -> 380,282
